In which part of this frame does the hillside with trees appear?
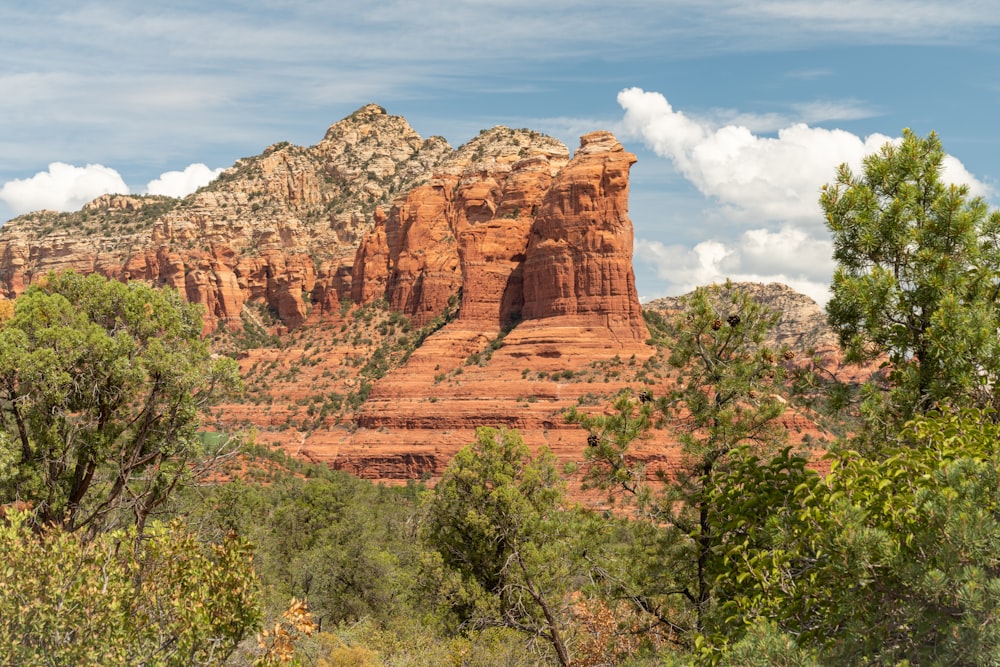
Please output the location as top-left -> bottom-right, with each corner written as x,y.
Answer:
3,129 -> 1000,665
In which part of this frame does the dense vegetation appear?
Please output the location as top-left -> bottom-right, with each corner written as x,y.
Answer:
3,130 -> 1000,665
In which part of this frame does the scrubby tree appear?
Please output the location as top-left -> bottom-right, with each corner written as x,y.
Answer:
712,409 -> 1000,664
823,129 -> 1000,437
0,509 -> 261,666
570,282 -> 789,640
423,427 -> 575,666
0,271 -> 240,535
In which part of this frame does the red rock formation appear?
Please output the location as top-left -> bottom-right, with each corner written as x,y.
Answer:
455,156 -> 558,326
0,105 -> 453,329
351,130 -> 647,344
382,181 -> 462,325
522,131 -> 647,342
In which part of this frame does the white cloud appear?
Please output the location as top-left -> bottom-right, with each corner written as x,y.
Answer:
146,163 -> 224,198
637,227 -> 834,305
731,226 -> 835,282
0,161 -> 225,218
619,87 -> 897,226
0,162 -> 129,215
636,239 -> 733,295
621,87 -> 994,302
941,155 -> 991,198
618,87 -> 990,227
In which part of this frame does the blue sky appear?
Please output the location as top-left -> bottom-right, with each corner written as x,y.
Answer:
2,1 -> 999,304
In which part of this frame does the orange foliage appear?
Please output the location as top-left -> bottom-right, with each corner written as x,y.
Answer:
255,598 -> 317,666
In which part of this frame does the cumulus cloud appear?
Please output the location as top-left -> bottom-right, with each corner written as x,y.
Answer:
145,163 -> 223,198
618,87 -> 990,227
0,161 -> 226,219
619,87 -> 893,226
0,162 -> 129,215
621,87 -> 991,302
637,228 -> 835,306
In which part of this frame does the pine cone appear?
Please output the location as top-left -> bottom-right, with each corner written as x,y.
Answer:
712,318 -> 722,330
587,433 -> 599,448
783,349 -> 795,361
727,314 -> 740,327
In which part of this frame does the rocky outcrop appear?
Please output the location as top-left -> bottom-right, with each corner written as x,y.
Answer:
0,107 -> 647,343
350,130 -> 647,344
0,105 -> 450,329
106,246 -> 331,331
350,127 -> 570,326
644,282 -> 876,387
521,131 -> 646,341
644,282 -> 839,351
372,179 -> 463,325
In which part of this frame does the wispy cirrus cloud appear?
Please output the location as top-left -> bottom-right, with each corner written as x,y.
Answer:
705,99 -> 880,134
732,0 -> 1000,42
1,1 -> 994,173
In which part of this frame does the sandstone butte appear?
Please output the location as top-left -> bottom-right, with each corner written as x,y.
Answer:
0,105 -> 844,500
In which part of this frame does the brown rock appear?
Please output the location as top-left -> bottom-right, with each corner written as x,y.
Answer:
522,131 -> 647,342
350,206 -> 391,305
382,181 -> 462,325
350,127 -> 572,327
0,105 -> 452,328
456,155 -> 561,325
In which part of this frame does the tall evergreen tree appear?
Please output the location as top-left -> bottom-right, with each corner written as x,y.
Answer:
823,129 -> 1000,437
570,282 -> 789,638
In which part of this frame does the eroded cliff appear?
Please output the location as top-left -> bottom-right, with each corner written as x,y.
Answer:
0,105 -> 451,330
0,107 -> 840,495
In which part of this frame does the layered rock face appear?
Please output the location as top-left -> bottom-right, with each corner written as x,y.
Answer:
521,132 -> 645,340
351,129 -> 648,344
351,126 -> 570,327
0,105 -> 451,330
0,106 -> 648,342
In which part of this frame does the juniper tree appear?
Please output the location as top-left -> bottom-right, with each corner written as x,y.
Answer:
0,271 -> 240,536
